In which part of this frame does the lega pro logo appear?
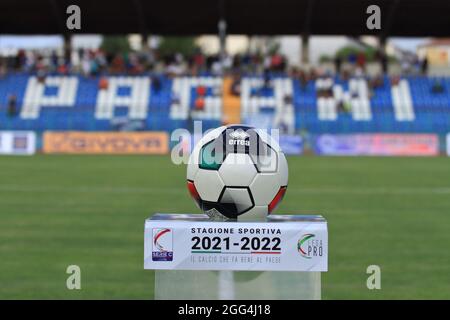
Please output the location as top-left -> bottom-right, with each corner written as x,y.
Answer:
297,234 -> 323,259
152,228 -> 173,261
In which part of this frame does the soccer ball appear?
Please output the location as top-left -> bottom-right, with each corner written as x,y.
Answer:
187,124 -> 288,221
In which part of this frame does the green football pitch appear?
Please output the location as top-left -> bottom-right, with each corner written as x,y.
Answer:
0,155 -> 449,299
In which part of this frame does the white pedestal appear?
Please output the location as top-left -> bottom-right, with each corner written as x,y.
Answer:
145,214 -> 327,300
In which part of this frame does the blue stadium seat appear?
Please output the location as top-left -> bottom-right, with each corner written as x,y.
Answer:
1,74 -> 450,134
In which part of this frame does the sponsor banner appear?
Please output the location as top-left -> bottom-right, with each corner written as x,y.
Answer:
447,134 -> 450,156
0,131 -> 36,155
314,134 -> 439,156
43,131 -> 169,154
279,135 -> 303,155
144,215 -> 328,272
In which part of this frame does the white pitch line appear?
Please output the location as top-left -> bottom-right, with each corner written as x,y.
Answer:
0,185 -> 450,195
287,187 -> 450,195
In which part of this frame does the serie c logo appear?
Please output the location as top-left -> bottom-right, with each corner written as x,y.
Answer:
152,228 -> 173,261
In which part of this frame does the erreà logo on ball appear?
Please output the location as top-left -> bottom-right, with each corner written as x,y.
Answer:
152,228 -> 173,261
229,129 -> 250,146
297,234 -> 323,259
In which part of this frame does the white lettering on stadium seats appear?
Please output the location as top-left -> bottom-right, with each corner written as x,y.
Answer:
316,78 -> 372,121
391,79 -> 415,121
21,76 -> 78,119
95,77 -> 150,119
241,78 -> 295,134
17,75 -> 416,124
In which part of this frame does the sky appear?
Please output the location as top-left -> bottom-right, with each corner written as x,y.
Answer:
389,37 -> 430,52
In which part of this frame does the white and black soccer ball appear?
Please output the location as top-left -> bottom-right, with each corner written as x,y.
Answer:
187,125 -> 288,221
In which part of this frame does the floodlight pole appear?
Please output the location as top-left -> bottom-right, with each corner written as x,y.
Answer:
301,34 -> 310,65
63,34 -> 72,65
218,19 -> 227,66
301,0 -> 314,66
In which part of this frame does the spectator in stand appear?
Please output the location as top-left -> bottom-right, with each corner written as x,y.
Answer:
379,51 -> 388,74
95,50 -> 108,73
391,75 -> 401,87
401,58 -> 412,75
337,100 -> 345,113
421,56 -> 429,75
24,51 -> 35,72
7,94 -> 17,117
194,97 -> 205,111
57,63 -> 68,75
110,53 -> 125,74
193,49 -> 205,73
252,53 -> 264,74
431,79 -> 444,94
291,67 -> 308,92
348,52 -> 357,66
0,42 -> 403,83
35,55 -> 47,83
50,51 -> 59,71
324,78 -> 334,98
14,50 -> 26,71
127,52 -> 143,74
81,50 -> 92,76
196,85 -> 207,97
262,55 -> 270,72
231,73 -> 241,96
341,69 -> 350,81
334,56 -> 342,74
98,76 -> 109,90
90,58 -> 99,76
369,74 -> 384,98
309,67 -> 318,81
241,52 -> 251,66
316,76 -> 333,98
211,59 -> 223,75
356,52 -> 366,72
166,61 -> 184,77
232,54 -> 242,73
0,60 -> 7,78
343,100 -> 352,113
271,53 -> 284,72
261,68 -> 271,94
300,70 -> 309,91
354,66 -> 364,77
151,74 -> 162,92
283,94 -> 293,106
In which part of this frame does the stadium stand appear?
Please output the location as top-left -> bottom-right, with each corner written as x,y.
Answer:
1,73 -> 450,134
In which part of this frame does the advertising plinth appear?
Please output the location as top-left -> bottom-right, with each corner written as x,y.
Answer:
145,214 -> 328,300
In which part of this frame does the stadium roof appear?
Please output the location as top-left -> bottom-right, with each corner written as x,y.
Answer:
1,0 -> 449,37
